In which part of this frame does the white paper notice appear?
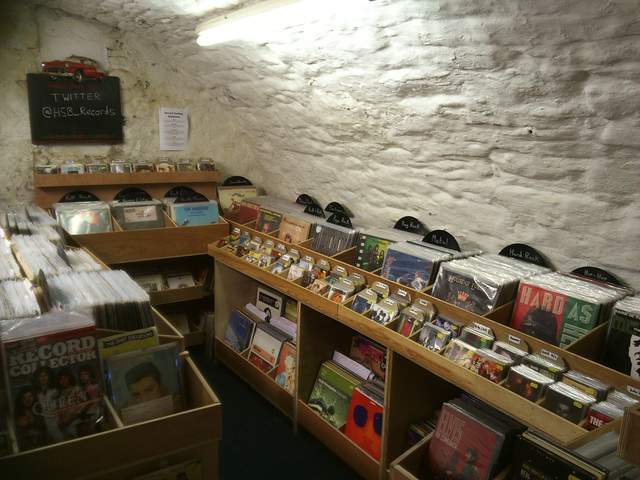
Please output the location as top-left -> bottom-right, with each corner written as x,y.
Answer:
159,107 -> 188,150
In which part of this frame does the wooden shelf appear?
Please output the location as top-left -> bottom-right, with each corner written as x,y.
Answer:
34,170 -> 221,209
208,222 -> 640,480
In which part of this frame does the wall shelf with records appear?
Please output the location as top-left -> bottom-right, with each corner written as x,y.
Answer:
208,220 -> 640,480
32,169 -> 228,264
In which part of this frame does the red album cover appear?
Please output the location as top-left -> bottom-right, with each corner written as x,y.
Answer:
510,283 -> 567,345
344,387 -> 383,460
426,403 -> 504,480
236,199 -> 261,224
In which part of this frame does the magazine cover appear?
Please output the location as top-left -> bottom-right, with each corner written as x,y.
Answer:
426,403 -> 505,480
510,282 -> 600,348
217,185 -> 258,214
1,310 -> 104,452
105,343 -> 183,426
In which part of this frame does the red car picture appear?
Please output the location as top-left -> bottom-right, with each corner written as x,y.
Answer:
41,56 -> 106,83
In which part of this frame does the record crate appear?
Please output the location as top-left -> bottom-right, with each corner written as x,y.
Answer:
32,168 -> 230,264
0,350 -> 221,480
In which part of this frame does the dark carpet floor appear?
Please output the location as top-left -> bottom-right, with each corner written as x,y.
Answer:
189,346 -> 365,480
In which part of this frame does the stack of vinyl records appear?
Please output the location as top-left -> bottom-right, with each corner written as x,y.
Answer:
310,220 -> 361,257
52,201 -> 112,234
512,430 -> 609,480
380,242 -> 460,291
43,270 -> 154,331
344,379 -> 385,460
0,279 -> 41,320
431,253 -> 551,315
10,234 -> 72,278
109,199 -> 165,230
601,295 -> 640,378
277,211 -> 319,245
424,395 -> 525,480
574,431 -> 640,479
510,272 -> 629,348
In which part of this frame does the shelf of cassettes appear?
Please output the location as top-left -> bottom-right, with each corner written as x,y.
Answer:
207,224 -> 640,451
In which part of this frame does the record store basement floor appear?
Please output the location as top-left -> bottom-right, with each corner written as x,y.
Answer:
189,345 -> 365,480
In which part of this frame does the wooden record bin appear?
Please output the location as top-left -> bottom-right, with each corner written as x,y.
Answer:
32,169 -> 228,264
0,353 -> 222,480
209,221 -> 640,480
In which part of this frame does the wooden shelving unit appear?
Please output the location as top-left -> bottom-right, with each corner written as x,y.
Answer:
208,221 -> 640,480
33,169 -> 227,264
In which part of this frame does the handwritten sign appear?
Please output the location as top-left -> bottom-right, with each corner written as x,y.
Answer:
27,73 -> 122,143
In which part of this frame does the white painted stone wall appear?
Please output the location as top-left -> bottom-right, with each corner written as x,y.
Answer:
1,0 -> 638,288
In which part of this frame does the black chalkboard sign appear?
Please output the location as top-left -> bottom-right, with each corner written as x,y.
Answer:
27,73 -> 123,143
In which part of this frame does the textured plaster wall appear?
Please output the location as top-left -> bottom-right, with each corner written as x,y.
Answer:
0,1 -> 638,288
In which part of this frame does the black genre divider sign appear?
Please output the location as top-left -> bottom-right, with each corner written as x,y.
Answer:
26,73 -> 123,144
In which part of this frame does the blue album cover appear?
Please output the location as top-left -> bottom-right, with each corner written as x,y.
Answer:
171,202 -> 219,226
381,248 -> 435,290
224,310 -> 256,353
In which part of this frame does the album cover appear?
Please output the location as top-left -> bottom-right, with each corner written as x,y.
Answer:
601,296 -> 640,379
510,273 -> 622,348
344,384 -> 384,460
275,342 -> 296,395
277,214 -> 315,244
417,323 -> 451,352
442,339 -> 477,369
380,246 -> 436,290
504,365 -> 553,402
350,335 -> 387,380
425,403 -> 506,480
110,200 -> 164,231
435,316 -> 464,339
308,360 -> 361,428
256,207 -> 283,235
431,264 -> 500,315
169,201 -> 219,227
510,432 -> 607,480
247,322 -> 291,373
256,287 -> 286,318
104,343 -> 183,426
542,383 -> 595,424
469,349 -> 512,384
350,291 -> 376,314
217,185 -> 259,214
354,232 -> 398,272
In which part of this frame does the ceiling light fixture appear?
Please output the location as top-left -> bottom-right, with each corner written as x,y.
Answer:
195,0 -> 305,46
